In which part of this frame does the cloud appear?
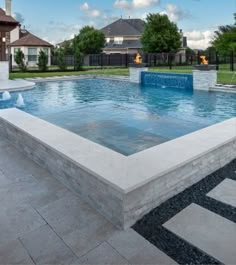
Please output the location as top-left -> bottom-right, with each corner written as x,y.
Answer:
80,2 -> 101,18
133,0 -> 160,9
13,12 -> 25,24
114,0 -> 160,10
114,0 -> 131,10
160,4 -> 190,22
80,2 -> 89,11
185,30 -> 214,49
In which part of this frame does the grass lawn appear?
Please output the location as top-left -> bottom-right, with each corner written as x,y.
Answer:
10,67 -> 236,85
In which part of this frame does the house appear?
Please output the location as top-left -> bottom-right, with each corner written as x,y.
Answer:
9,28 -> 53,67
0,0 -> 53,67
0,4 -> 19,61
101,18 -> 145,54
101,18 -> 188,57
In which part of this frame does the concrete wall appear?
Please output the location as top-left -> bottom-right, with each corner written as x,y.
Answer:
193,70 -> 217,90
0,62 -> 9,80
123,140 -> 236,227
130,67 -> 148,83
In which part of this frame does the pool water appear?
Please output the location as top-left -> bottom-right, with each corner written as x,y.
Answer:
0,79 -> 236,155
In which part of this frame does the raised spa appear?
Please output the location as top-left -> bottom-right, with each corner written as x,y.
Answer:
0,78 -> 235,155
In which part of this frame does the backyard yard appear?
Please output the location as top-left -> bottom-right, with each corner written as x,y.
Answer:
10,67 -> 236,85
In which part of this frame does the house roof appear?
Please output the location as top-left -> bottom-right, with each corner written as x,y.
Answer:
0,8 -> 18,23
0,8 -> 19,31
10,32 -> 53,47
104,39 -> 142,50
101,18 -> 145,37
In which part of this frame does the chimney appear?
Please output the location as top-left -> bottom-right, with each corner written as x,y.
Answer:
5,0 -> 11,16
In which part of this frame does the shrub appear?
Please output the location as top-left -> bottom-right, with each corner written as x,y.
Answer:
15,49 -> 27,72
38,50 -> 48,72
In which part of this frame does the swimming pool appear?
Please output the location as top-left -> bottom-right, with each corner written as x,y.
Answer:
0,78 -> 235,155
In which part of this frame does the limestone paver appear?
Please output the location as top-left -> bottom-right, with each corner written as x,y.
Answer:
0,203 -> 46,245
38,193 -> 101,233
164,203 -> 236,265
207,178 -> 236,207
107,228 -> 152,260
129,243 -> 178,265
77,242 -> 128,265
20,224 -> 77,265
62,217 -> 117,257
0,239 -> 34,264
0,137 -> 175,264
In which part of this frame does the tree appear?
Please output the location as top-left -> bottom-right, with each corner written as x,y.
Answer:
15,49 -> 27,72
73,26 -> 105,55
38,50 -> 48,72
141,13 -> 181,53
73,40 -> 83,71
56,40 -> 74,55
211,14 -> 236,55
56,48 -> 67,71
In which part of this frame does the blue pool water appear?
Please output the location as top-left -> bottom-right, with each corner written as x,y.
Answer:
0,79 -> 235,155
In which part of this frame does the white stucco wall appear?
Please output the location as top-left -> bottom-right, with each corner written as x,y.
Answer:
11,46 -> 52,67
10,27 -> 20,43
0,62 -> 9,80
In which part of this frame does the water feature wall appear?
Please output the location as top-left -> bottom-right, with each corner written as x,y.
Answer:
141,72 -> 193,90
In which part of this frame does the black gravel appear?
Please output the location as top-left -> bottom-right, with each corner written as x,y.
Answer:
133,159 -> 236,265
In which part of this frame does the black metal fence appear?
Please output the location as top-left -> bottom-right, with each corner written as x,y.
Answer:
9,51 -> 236,72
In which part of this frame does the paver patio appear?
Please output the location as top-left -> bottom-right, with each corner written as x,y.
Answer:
1,134 -> 235,265
0,137 -> 176,265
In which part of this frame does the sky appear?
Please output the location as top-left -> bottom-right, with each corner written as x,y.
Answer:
0,0 -> 235,49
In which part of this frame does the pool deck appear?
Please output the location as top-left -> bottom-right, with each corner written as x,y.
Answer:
0,136 -> 176,265
1,131 -> 236,264
0,79 -> 35,92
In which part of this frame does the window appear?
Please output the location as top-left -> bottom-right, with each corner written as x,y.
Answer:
28,48 -> 37,62
114,37 -> 123,45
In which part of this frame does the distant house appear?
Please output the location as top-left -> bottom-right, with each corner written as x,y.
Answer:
101,18 -> 145,54
0,0 -> 53,67
101,18 -> 188,56
9,28 -> 53,67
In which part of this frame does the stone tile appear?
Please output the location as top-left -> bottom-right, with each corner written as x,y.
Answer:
20,224 -> 77,265
78,242 -> 128,265
163,203 -> 236,265
207,178 -> 236,207
129,243 -> 177,265
107,228 -> 149,260
62,216 -> 117,257
0,204 -> 45,245
30,185 -> 69,210
38,193 -> 100,233
0,239 -> 34,264
0,180 -> 47,207
0,169 -> 13,187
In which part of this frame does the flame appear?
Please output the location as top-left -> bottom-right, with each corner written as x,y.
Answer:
200,55 -> 208,65
134,53 -> 142,64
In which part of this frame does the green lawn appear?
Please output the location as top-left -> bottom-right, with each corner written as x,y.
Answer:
10,67 -> 236,85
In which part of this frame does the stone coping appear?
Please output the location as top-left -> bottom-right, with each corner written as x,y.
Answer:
24,75 -> 129,83
0,79 -> 35,92
0,108 -> 235,193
